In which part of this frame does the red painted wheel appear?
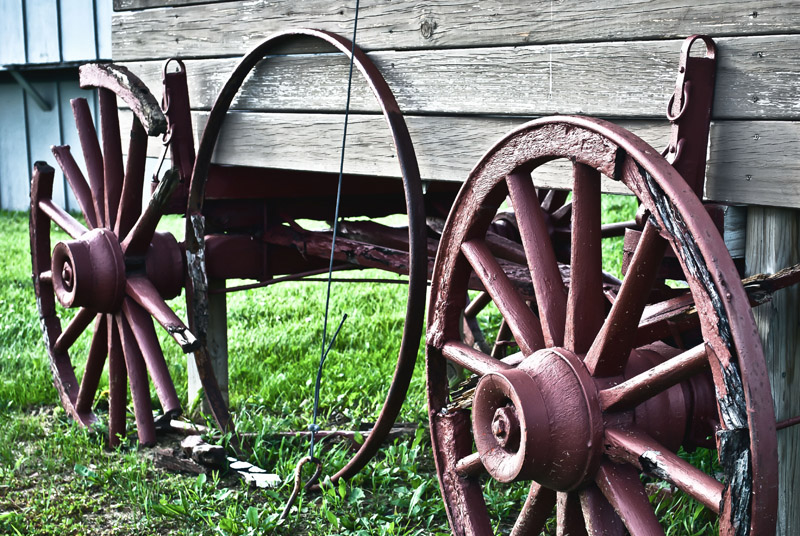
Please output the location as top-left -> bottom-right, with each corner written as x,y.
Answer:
426,117 -> 777,535
30,64 -> 193,447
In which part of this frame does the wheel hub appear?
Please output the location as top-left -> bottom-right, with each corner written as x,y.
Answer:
52,228 -> 126,311
473,348 -> 603,490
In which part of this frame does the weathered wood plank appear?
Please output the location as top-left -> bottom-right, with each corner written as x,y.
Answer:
97,0 -> 114,60
112,0 -> 795,60
0,0 -> 26,65
25,0 -> 61,64
114,0 -> 230,10
0,83 -> 29,210
120,110 -> 800,207
120,35 -> 800,120
745,206 -> 800,535
59,0 -> 98,62
26,80 -> 67,208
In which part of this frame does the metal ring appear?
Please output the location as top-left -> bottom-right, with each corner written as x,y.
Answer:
666,81 -> 691,121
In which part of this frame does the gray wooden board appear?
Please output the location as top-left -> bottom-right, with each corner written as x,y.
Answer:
114,0 -> 230,9
26,80 -> 67,208
112,0 -> 796,59
25,0 -> 61,64
118,110 -> 800,208
59,0 -> 98,62
119,35 -> 800,120
0,0 -> 26,65
97,0 -> 114,60
0,83 -> 29,210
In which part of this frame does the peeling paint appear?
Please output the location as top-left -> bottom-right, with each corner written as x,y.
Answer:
637,162 -> 751,535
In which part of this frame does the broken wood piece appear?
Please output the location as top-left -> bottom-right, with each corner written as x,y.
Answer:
181,435 -> 227,468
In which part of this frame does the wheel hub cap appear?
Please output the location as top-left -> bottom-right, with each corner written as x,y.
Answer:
52,228 -> 126,311
473,348 -> 603,490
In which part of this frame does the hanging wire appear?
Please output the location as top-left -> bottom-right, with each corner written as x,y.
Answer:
309,0 -> 361,463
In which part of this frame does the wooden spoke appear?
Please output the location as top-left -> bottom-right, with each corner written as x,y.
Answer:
601,220 -> 638,238
75,315 -> 108,414
565,162 -> 604,354
595,462 -> 666,535
99,89 -> 124,228
464,291 -> 492,319
441,341 -> 511,376
557,492 -> 588,536
462,239 -> 545,354
120,168 -> 180,256
71,98 -> 106,227
635,292 -> 698,348
579,484 -> 625,536
604,427 -> 723,513
51,145 -> 98,229
38,199 -> 88,239
115,313 -> 156,446
585,222 -> 667,376
116,117 -> 147,238
541,189 -> 570,214
492,319 -> 513,358
455,452 -> 484,478
599,343 -> 708,412
126,276 -> 199,352
511,483 -> 556,536
53,307 -> 96,354
107,315 -> 127,448
506,170 -> 567,347
122,298 -> 182,416
550,201 -> 572,226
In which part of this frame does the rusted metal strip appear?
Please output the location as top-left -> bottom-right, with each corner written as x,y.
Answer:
79,63 -> 166,137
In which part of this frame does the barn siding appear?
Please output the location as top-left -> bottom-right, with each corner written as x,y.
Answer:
0,0 -> 113,211
108,1 -> 800,208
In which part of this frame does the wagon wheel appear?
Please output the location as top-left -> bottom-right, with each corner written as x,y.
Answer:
187,29 -> 426,485
426,117 -> 778,535
30,64 -> 195,447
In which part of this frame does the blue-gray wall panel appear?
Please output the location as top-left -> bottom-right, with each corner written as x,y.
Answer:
25,0 -> 61,63
59,0 -> 98,62
27,80 -> 66,207
0,0 -> 26,65
0,83 -> 30,210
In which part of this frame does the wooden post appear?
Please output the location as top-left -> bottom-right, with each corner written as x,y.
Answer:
188,278 -> 229,413
745,206 -> 800,535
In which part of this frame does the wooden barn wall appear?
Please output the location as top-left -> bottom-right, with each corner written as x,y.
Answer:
0,0 -> 114,211
111,1 -> 800,208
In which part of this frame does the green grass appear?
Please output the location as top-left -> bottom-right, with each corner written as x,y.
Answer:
0,199 -> 718,535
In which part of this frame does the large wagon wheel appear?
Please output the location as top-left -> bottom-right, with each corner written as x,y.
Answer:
426,117 -> 778,535
30,64 -> 194,447
187,29 -> 427,485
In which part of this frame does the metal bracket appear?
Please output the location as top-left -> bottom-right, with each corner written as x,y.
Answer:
663,35 -> 717,197
6,68 -> 52,111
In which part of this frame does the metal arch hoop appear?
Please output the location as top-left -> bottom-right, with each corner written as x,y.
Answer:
186,28 -> 428,486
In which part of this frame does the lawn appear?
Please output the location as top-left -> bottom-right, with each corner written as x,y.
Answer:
0,198 -> 717,535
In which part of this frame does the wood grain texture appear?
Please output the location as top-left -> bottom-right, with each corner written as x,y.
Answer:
112,0 -> 795,59
119,110 -> 800,207
114,0 -> 231,10
745,206 -> 800,535
118,35 -> 800,120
